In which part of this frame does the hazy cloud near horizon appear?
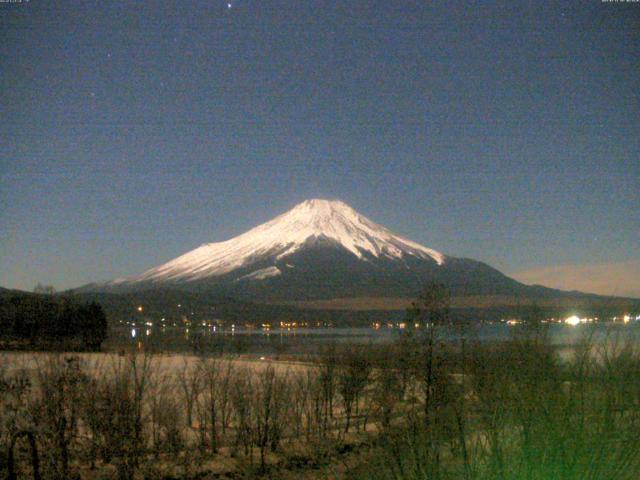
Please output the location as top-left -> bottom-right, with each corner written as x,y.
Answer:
512,261 -> 640,298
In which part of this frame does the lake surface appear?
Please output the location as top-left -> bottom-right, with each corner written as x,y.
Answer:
107,322 -> 640,356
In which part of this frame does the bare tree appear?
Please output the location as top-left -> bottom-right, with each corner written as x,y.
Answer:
230,370 -> 253,458
289,372 -> 310,440
406,283 -> 451,428
337,347 -> 372,433
373,361 -> 403,432
318,346 -> 338,436
33,283 -> 56,295
218,360 -> 235,437
177,358 -> 202,428
5,430 -> 41,480
199,358 -> 223,454
81,353 -> 152,480
33,355 -> 89,479
252,364 -> 290,473
148,369 -> 183,459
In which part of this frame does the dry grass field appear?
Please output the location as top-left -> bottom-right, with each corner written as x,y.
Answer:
0,346 -> 387,479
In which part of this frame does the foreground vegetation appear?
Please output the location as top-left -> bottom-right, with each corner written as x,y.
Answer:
347,333 -> 640,479
1,286 -> 640,479
2,333 -> 640,479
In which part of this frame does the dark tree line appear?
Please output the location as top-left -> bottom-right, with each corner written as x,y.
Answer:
0,293 -> 108,350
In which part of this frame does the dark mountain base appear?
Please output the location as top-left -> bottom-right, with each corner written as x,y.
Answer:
71,287 -> 638,328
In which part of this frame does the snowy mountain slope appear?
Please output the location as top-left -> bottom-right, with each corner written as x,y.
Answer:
82,198 -> 543,302
236,266 -> 282,282
75,199 -> 639,312
110,199 -> 445,286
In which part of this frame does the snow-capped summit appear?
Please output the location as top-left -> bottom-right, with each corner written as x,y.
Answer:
113,199 -> 444,286
79,199 -> 623,308
83,198 -> 542,303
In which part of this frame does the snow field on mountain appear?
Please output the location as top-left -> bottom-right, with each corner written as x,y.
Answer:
112,199 -> 445,285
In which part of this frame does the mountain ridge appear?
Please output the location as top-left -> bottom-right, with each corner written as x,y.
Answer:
78,199 -> 637,310
99,198 -> 447,294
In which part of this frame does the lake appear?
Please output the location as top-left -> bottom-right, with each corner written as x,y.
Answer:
106,322 -> 640,356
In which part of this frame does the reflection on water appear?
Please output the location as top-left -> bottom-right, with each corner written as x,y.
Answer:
108,322 -> 640,356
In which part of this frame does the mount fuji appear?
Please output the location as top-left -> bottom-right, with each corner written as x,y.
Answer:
83,199 -> 554,303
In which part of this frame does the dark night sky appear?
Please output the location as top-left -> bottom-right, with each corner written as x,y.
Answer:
1,1 -> 639,295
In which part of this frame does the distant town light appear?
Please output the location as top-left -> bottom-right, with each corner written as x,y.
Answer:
131,328 -> 137,338
137,305 -> 143,312
565,315 -> 580,326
